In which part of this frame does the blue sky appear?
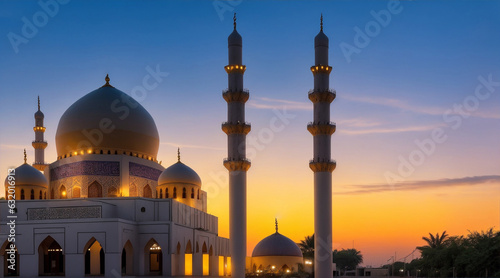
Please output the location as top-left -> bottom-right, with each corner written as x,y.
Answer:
1,0 -> 500,266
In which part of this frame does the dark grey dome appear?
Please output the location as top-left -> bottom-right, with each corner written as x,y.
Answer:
55,83 -> 159,159
252,233 -> 303,257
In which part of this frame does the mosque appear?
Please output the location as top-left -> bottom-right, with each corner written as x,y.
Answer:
1,15 -> 335,278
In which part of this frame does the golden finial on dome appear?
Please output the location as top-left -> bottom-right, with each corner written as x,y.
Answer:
275,218 -> 278,233
101,74 -> 114,88
233,13 -> 237,30
38,96 -> 40,111
320,14 -> 323,32
24,149 -> 27,164
177,148 -> 181,162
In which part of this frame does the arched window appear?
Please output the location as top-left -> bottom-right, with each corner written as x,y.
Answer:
73,187 -> 81,198
182,188 -> 186,199
159,189 -> 163,199
59,185 -> 67,199
44,192 -> 47,199
50,189 -> 54,199
31,189 -> 35,200
166,188 -> 169,198
21,189 -> 25,200
173,188 -> 177,198
143,184 -> 152,198
197,189 -> 200,200
88,182 -> 102,198
191,188 -> 195,199
39,190 -> 42,200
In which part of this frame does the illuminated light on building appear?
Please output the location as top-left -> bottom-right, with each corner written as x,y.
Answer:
203,254 -> 209,275
185,254 -> 193,276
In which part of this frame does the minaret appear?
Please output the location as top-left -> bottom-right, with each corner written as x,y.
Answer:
308,15 -> 336,278
33,96 -> 48,171
222,13 -> 250,278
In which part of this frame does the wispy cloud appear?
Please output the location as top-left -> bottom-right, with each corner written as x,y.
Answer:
160,141 -> 224,151
337,118 -> 383,128
341,95 -> 444,115
248,97 -> 311,110
341,94 -> 500,119
336,175 -> 500,195
0,144 -> 27,150
339,123 -> 444,135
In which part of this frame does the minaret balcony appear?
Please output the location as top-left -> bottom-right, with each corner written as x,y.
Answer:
32,141 -> 48,149
307,121 -> 336,135
309,159 -> 336,173
222,121 -> 251,135
224,64 -> 246,74
222,89 -> 249,103
308,89 -> 336,103
33,126 -> 46,132
223,158 -> 251,172
310,65 -> 332,74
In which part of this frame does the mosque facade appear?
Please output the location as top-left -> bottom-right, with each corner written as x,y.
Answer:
1,16 -> 334,278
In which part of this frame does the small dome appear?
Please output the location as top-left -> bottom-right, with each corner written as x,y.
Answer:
35,110 -> 44,119
252,232 -> 303,257
4,163 -> 48,189
55,80 -> 159,159
228,29 -> 242,46
315,30 -> 329,47
158,161 -> 201,187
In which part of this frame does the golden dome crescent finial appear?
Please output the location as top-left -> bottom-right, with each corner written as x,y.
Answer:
320,14 -> 323,32
105,74 -> 110,85
24,149 -> 27,164
275,218 -> 278,233
177,147 -> 181,162
38,96 -> 40,111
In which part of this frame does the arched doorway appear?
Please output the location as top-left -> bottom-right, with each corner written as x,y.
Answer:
38,236 -> 64,276
121,240 -> 133,276
84,238 -> 104,275
185,240 -> 193,276
88,181 -> 102,198
202,242 -> 209,276
1,240 -> 19,276
143,184 -> 152,198
144,239 -> 162,275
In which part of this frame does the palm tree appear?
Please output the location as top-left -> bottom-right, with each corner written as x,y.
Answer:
299,234 -> 314,258
419,231 -> 449,249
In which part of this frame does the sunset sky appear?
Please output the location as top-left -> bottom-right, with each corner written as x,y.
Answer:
1,0 -> 500,267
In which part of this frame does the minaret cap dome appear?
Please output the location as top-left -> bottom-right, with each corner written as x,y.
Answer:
315,30 -> 329,47
4,163 -> 48,189
35,110 -> 44,119
228,29 -> 242,46
158,161 -> 202,187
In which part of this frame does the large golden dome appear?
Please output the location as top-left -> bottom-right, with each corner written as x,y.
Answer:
55,78 -> 159,160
